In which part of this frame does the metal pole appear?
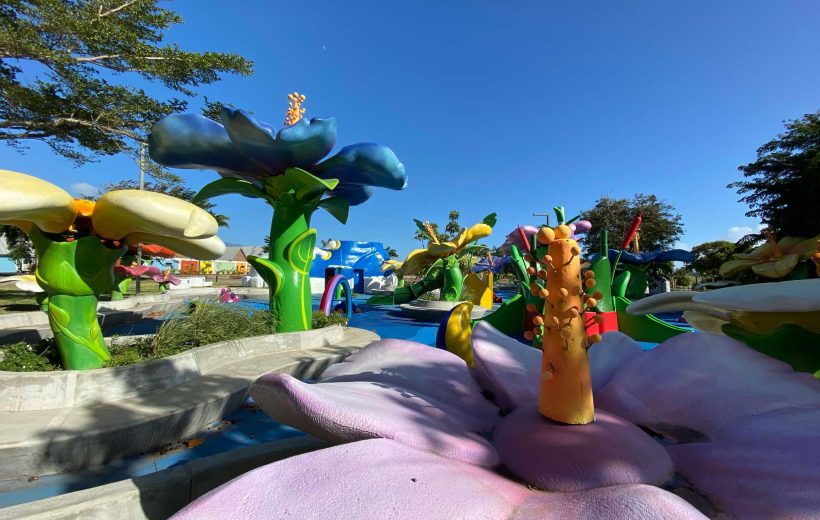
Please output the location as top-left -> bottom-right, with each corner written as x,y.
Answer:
532,212 -> 550,226
135,144 -> 145,295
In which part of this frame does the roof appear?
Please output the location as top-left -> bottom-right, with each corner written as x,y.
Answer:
238,246 -> 266,261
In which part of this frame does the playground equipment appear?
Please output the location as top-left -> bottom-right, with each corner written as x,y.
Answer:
310,240 -> 393,294
219,288 -> 241,303
368,214 -> 496,311
0,170 -> 225,369
319,274 -> 353,316
150,92 -> 407,333
111,262 -> 162,300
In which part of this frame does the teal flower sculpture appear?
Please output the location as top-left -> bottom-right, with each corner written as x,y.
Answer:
149,94 -> 406,332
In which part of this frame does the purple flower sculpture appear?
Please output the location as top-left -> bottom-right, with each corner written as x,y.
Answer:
172,323 -> 819,519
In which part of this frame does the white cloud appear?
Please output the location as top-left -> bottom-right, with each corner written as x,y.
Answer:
70,182 -> 99,198
723,226 -> 754,242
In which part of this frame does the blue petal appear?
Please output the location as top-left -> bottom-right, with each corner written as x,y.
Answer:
313,143 -> 407,190
328,183 -> 374,206
221,108 -> 336,175
148,114 -> 267,178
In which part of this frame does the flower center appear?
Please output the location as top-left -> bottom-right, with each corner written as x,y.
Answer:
284,91 -> 306,126
764,229 -> 782,258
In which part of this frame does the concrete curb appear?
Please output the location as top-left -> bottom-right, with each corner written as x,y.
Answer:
1,435 -> 332,519
0,326 -> 378,478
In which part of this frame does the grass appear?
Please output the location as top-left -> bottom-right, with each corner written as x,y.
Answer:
0,300 -> 349,372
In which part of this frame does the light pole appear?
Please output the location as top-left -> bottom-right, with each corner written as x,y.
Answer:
135,143 -> 145,295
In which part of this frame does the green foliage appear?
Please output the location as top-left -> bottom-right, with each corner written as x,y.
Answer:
690,240 -> 741,281
0,224 -> 34,267
0,339 -> 61,371
0,299 -> 352,371
412,210 -> 464,244
310,311 -> 348,328
384,245 -> 399,258
0,0 -> 252,168
444,210 -> 462,238
729,112 -> 820,242
580,194 -> 684,255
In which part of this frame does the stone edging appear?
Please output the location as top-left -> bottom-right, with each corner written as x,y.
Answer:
0,326 -> 346,412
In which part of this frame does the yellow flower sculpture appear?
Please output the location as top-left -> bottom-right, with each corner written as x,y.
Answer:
396,222 -> 493,301
0,169 -> 226,369
719,231 -> 820,279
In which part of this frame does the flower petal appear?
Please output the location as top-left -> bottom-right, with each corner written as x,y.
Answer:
250,373 -> 499,466
0,169 -> 77,233
313,143 -> 407,190
328,183 -> 373,206
470,321 -> 540,411
221,109 -> 336,175
718,258 -> 759,278
320,339 -> 499,431
750,254 -> 798,278
595,333 -> 820,435
93,190 -> 219,240
125,233 -> 226,260
148,114 -> 266,178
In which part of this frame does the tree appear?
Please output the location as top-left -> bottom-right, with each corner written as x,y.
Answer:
0,0 -> 253,170
0,1 -> 249,264
730,112 -> 820,242
444,210 -> 462,239
384,245 -> 399,258
690,240 -> 738,282
412,210 -> 462,245
579,194 -> 684,255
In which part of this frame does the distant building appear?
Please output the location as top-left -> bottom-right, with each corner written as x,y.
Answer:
168,245 -> 266,275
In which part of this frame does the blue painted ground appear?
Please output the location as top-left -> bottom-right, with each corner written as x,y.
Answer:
0,291 -> 688,508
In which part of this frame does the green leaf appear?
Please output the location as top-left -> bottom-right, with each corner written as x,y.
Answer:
481,212 -> 498,228
247,256 -> 283,296
286,229 -> 317,275
284,167 -> 339,201
413,219 -> 433,241
194,178 -> 268,203
318,197 -> 350,224
553,206 -> 566,225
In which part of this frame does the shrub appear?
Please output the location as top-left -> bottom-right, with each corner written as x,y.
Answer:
311,311 -> 349,329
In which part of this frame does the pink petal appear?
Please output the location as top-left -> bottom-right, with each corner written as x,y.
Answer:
470,322 -> 540,411
251,373 -> 499,466
595,333 -> 820,435
320,338 -> 499,429
669,406 -> 820,519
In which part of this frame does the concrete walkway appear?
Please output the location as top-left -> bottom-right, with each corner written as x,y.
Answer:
0,326 -> 378,480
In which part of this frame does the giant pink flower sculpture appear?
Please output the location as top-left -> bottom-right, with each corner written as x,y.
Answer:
173,324 -> 820,519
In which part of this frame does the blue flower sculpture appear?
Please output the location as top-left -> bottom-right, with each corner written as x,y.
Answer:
148,101 -> 407,333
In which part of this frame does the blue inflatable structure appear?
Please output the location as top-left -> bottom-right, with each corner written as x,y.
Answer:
310,241 -> 392,293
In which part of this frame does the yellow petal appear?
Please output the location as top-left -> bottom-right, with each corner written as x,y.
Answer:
125,233 -> 226,260
92,190 -> 218,240
428,242 -> 458,258
397,249 -> 435,275
683,311 -> 728,335
750,254 -> 799,278
789,235 -> 820,259
464,223 -> 492,244
718,258 -> 759,278
0,170 -> 76,233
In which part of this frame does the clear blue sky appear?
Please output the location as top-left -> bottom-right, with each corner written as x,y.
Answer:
3,1 -> 819,257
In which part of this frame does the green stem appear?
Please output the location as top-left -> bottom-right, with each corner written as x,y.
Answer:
441,256 -> 463,301
29,228 -> 124,369
47,294 -> 110,369
268,197 -> 316,332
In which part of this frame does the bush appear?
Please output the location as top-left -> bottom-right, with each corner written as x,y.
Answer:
1,300 -> 349,371
311,311 -> 348,328
0,339 -> 62,372
106,300 -> 275,367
